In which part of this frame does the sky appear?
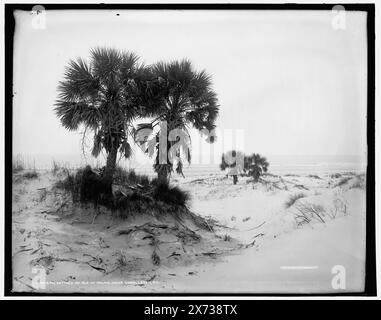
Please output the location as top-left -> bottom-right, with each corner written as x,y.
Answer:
12,9 -> 368,166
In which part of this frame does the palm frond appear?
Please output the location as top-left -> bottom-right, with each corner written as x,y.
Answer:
54,101 -> 100,130
57,58 -> 99,102
120,140 -> 132,159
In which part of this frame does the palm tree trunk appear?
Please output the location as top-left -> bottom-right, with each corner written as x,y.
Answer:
103,144 -> 118,194
158,166 -> 170,183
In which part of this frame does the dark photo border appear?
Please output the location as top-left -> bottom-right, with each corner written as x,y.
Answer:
4,3 -> 376,297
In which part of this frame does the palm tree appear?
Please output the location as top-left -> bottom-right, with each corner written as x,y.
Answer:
244,153 -> 269,182
135,59 -> 219,182
54,47 -> 143,193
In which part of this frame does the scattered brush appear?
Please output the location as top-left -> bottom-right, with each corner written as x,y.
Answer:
51,160 -> 68,175
330,173 -> 342,179
151,250 -> 161,266
335,177 -> 351,187
222,234 -> 232,242
114,167 -> 150,187
293,201 -> 327,225
37,188 -> 47,202
308,174 -> 321,179
284,193 -> 306,209
327,198 -> 348,219
112,191 -> 154,218
152,180 -> 191,207
22,170 -> 39,179
52,160 -> 59,175
342,171 -> 356,176
349,174 -> 366,190
115,250 -> 128,268
54,171 -> 79,202
350,180 -> 364,189
12,161 -> 24,173
293,197 -> 349,227
294,184 -> 308,190
79,166 -> 111,206
54,166 -> 210,231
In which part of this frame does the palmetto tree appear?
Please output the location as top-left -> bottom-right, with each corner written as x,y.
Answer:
244,153 -> 269,182
54,47 -> 143,192
135,59 -> 219,182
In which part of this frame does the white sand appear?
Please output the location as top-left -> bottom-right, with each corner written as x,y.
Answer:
12,170 -> 366,293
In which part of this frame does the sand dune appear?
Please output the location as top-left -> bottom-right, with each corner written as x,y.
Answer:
12,170 -> 366,293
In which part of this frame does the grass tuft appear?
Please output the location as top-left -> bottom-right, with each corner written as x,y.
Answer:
114,167 -> 150,187
54,166 -> 194,221
335,177 -> 351,187
284,192 -> 306,209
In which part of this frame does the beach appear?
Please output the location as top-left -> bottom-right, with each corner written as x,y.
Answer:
11,164 -> 366,293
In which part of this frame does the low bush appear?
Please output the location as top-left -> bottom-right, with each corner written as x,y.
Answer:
22,170 -> 39,179
55,166 -> 191,216
114,166 -> 150,187
152,180 -> 191,207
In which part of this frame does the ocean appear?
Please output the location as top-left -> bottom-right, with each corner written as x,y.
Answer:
13,153 -> 367,177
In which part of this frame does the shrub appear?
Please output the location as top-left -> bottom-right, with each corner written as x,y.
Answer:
22,170 -> 39,179
55,173 -> 75,191
127,169 -> 137,183
138,175 -> 150,186
79,165 -> 111,205
54,166 -> 191,218
113,190 -> 153,210
335,177 -> 351,187
114,166 -> 150,186
244,153 -> 269,182
152,180 -> 190,207
349,174 -> 366,189
54,170 -> 80,202
54,165 -> 109,205
284,193 -> 306,208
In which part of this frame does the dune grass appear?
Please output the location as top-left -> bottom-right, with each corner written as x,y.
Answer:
335,177 -> 351,187
152,180 -> 191,207
284,192 -> 306,209
13,156 -> 27,173
54,165 -> 191,217
114,166 -> 150,187
22,170 -> 39,179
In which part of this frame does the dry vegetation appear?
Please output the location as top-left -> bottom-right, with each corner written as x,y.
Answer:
284,193 -> 306,209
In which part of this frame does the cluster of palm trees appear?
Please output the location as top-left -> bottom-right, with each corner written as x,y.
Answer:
220,151 -> 269,184
55,47 -> 219,193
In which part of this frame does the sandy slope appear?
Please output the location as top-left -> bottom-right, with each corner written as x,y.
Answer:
12,170 -> 366,293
